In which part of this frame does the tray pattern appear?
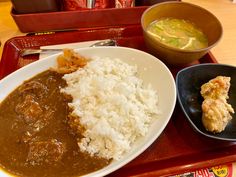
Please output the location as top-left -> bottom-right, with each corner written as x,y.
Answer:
1,25 -> 236,177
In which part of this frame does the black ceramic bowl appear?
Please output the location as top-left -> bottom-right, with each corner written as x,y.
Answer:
176,63 -> 236,141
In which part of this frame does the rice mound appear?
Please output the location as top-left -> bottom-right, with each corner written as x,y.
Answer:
61,56 -> 159,160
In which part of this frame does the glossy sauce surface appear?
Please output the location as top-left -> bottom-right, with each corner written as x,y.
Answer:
0,70 -> 109,177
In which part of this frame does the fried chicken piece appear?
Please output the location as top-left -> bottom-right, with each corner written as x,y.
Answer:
202,98 -> 234,133
200,76 -> 234,133
201,76 -> 230,100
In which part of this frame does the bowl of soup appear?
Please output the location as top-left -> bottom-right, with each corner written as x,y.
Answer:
141,1 -> 223,65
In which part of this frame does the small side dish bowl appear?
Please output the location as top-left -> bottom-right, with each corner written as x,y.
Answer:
176,63 -> 236,141
141,1 -> 223,65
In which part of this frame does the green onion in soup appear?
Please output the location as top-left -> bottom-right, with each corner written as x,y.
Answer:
146,18 -> 208,50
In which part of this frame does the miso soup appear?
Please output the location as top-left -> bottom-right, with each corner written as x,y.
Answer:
146,18 -> 208,50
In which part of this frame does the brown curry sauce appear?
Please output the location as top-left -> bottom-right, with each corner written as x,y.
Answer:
0,70 -> 110,177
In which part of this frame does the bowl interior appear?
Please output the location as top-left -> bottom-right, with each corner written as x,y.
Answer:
141,1 -> 223,48
176,64 -> 236,141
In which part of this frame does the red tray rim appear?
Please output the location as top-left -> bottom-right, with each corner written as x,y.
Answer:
11,6 -> 149,17
1,26 -> 236,177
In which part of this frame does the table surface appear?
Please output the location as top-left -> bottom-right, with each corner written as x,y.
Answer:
0,0 -> 236,176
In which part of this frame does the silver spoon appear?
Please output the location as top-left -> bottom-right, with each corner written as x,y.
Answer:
20,39 -> 117,57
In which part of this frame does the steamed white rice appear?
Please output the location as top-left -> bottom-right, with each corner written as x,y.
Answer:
61,56 -> 159,160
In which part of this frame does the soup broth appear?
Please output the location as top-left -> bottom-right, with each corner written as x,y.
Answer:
146,18 -> 208,50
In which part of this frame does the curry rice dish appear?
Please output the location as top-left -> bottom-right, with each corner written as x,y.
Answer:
0,49 -> 159,177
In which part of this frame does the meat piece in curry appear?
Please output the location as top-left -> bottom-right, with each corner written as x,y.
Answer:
27,139 -> 65,166
0,70 -> 110,177
15,94 -> 44,124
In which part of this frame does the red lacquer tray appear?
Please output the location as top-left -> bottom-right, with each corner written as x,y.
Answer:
11,6 -> 147,33
1,25 -> 236,177
11,0 -> 180,33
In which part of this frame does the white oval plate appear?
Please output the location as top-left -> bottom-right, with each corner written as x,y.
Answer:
0,46 -> 176,177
